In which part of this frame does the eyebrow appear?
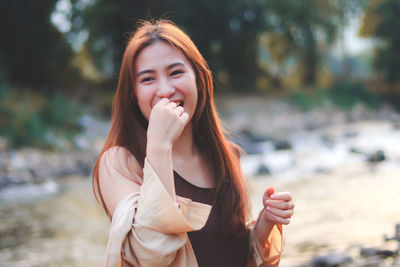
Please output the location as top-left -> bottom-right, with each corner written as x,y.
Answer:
136,62 -> 185,78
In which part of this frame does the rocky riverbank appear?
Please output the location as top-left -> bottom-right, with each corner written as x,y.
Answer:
249,153 -> 400,267
0,96 -> 399,266
0,114 -> 108,204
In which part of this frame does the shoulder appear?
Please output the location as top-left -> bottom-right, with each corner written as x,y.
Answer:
102,146 -> 135,159
99,146 -> 143,185
98,146 -> 143,216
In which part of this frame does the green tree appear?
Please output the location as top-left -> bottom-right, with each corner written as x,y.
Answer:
368,0 -> 400,83
262,0 -> 339,86
0,0 -> 76,90
69,0 -> 365,91
170,0 -> 267,91
70,0 -> 267,91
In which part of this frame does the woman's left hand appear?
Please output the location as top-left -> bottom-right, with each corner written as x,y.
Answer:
261,187 -> 294,225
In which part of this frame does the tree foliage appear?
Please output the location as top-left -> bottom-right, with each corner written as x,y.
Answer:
1,0 -> 395,93
0,0 -> 76,90
260,0 -> 365,87
70,0 -> 267,91
270,0 -> 337,84
72,0 -> 364,91
359,0 -> 400,83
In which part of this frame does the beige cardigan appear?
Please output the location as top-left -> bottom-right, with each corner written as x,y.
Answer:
101,148 -> 283,267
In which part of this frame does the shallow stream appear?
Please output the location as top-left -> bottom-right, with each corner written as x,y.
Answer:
0,120 -> 399,266
0,176 -> 109,266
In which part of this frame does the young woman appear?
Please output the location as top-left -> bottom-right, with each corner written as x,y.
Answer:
92,20 -> 294,267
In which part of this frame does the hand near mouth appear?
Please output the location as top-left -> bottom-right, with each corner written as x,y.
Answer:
147,98 -> 189,150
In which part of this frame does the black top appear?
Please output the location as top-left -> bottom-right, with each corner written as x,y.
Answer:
174,171 -> 249,267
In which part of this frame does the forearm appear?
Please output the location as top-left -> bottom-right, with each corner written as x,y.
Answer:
254,209 -> 276,244
250,211 -> 283,267
146,142 -> 176,202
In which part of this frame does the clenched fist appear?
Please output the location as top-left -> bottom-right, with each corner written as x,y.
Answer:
147,98 -> 189,150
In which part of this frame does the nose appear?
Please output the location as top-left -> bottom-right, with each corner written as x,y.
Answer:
156,78 -> 175,98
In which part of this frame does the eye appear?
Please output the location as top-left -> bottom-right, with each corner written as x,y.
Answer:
141,77 -> 154,83
171,70 -> 184,77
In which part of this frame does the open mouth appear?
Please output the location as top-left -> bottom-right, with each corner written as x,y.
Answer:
177,101 -> 184,107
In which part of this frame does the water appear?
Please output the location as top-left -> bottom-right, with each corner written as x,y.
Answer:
242,121 -> 400,179
0,176 -> 109,267
249,163 -> 400,266
2,165 -> 398,266
0,120 -> 399,266
0,180 -> 59,206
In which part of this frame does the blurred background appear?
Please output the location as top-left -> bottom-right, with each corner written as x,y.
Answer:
0,0 -> 400,266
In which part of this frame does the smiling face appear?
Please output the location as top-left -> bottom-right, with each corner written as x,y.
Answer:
134,41 -> 198,122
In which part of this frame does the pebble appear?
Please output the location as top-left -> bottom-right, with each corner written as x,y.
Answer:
310,252 -> 353,267
273,140 -> 292,150
256,163 -> 271,175
367,150 -> 386,163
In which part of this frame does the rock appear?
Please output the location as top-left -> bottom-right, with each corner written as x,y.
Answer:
256,163 -> 271,175
0,149 -> 96,191
320,135 -> 335,148
273,140 -> 292,150
0,175 -> 26,189
349,147 -> 363,154
3,169 -> 36,184
310,252 -> 353,267
385,223 -> 400,242
234,130 -> 269,155
242,141 -> 264,155
378,249 -> 397,258
367,150 -> 386,163
315,167 -> 331,174
343,131 -> 358,139
239,129 -> 268,143
360,247 -> 380,257
360,239 -> 398,262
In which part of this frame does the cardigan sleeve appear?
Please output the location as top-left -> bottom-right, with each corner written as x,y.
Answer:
247,221 -> 283,267
102,148 -> 211,267
136,159 -> 213,233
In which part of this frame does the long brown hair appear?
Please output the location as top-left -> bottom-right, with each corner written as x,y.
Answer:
92,20 -> 249,236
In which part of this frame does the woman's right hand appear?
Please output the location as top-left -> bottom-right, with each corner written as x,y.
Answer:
147,98 -> 189,150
